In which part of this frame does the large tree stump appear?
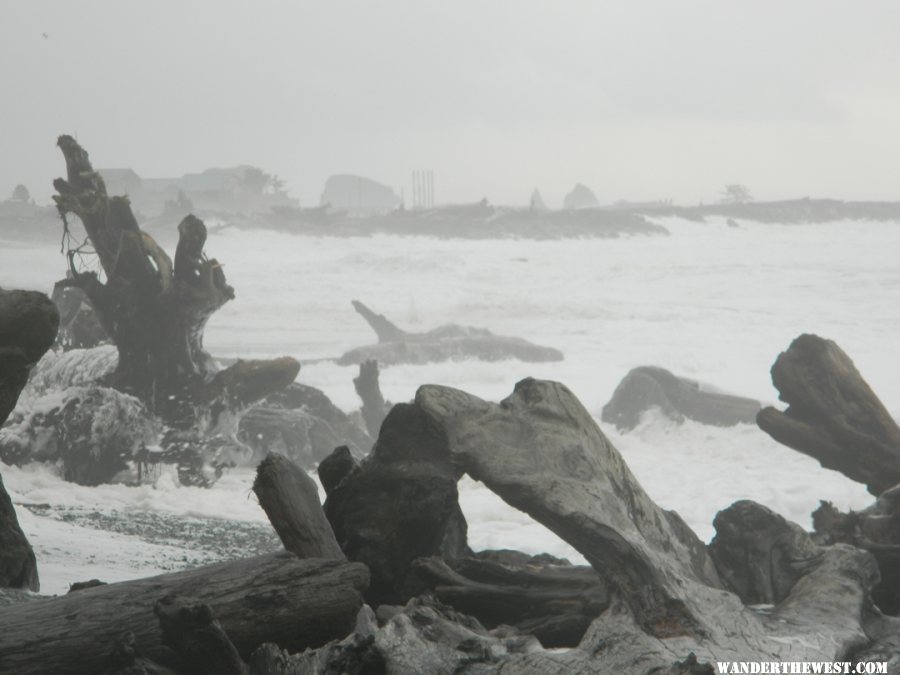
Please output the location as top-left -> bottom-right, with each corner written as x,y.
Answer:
757,334 -> 900,495
0,552 -> 368,675
51,135 -> 299,426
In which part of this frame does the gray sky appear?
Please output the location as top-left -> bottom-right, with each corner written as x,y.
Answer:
3,1 -> 899,207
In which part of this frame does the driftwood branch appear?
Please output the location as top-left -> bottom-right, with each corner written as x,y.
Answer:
252,454 -> 344,560
757,334 -> 900,495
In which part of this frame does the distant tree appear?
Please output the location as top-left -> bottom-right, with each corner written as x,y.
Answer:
720,184 -> 753,204
267,173 -> 285,194
10,184 -> 30,202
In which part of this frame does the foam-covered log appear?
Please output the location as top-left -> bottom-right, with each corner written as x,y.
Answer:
757,334 -> 900,495
602,366 -> 761,431
413,378 -> 884,669
0,287 -> 58,592
252,454 -> 344,560
154,598 -> 248,675
0,552 -> 368,675
412,554 -> 608,647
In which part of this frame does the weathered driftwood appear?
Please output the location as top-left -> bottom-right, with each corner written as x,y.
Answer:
353,359 -> 390,438
410,378 -> 883,670
154,598 -> 248,675
602,365 -> 761,431
51,135 -> 299,427
51,282 -> 109,350
249,596 -> 541,675
337,299 -> 563,366
252,454 -> 344,560
412,554 -> 608,647
0,551 -> 368,675
757,333 -> 900,495
0,287 -> 58,592
812,485 -> 900,615
321,403 -> 470,605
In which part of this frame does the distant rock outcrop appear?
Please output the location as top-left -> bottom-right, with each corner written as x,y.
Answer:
321,175 -> 399,214
529,189 -> 548,211
602,366 -> 761,431
563,183 -> 599,210
337,300 -> 564,366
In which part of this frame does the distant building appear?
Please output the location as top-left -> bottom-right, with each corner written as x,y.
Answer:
321,174 -> 400,215
97,166 -> 297,219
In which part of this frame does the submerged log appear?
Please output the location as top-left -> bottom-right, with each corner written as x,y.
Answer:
602,365 -> 761,431
0,551 -> 368,675
337,299 -> 563,366
0,287 -> 58,592
252,454 -> 344,560
411,378 -> 884,669
757,333 -> 900,495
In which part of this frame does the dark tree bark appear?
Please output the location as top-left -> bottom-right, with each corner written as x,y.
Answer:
757,333 -> 900,495
51,135 -> 299,424
252,453 -> 344,560
0,287 -> 58,592
0,551 -> 368,675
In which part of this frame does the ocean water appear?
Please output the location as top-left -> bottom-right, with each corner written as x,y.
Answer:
1,216 -> 895,594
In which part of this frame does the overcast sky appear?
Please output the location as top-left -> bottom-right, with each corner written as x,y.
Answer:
3,1 -> 899,207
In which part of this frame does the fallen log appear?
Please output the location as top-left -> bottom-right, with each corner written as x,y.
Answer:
252,453 -> 344,560
0,551 -> 368,675
412,554 -> 608,647
602,365 -> 761,431
337,299 -> 563,366
757,333 -> 900,495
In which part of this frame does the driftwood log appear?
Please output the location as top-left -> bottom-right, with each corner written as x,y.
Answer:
51,135 -> 299,436
337,299 -> 563,366
0,552 -> 368,675
602,365 -> 761,431
353,359 -> 390,438
154,599 -> 248,675
252,454 -> 344,560
813,485 -> 900,615
757,333 -> 900,495
405,378 -> 886,670
0,287 -> 59,592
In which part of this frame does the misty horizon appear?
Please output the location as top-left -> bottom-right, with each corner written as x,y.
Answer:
3,1 -> 900,208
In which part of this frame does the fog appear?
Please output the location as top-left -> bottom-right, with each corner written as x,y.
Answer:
3,1 -> 900,206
